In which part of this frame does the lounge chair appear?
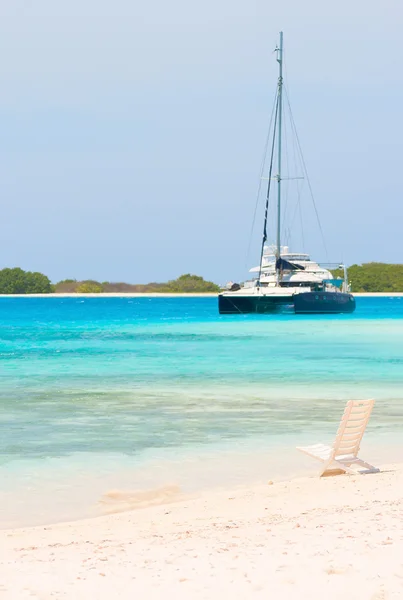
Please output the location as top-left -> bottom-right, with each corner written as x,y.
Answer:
297,399 -> 380,477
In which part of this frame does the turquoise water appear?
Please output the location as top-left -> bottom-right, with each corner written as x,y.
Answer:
1,296 -> 403,527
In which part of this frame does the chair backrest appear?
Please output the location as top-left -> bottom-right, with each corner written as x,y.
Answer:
331,399 -> 375,459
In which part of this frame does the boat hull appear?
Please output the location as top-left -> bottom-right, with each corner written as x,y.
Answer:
293,291 -> 356,314
218,291 -> 356,314
218,293 -> 293,314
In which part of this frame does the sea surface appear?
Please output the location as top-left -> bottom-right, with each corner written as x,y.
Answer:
1,296 -> 403,528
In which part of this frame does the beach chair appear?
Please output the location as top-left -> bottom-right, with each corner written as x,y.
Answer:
297,399 -> 380,477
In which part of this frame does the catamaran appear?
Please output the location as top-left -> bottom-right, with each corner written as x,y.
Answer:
218,32 -> 356,315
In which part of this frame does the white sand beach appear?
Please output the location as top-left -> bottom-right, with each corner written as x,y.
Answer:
1,464 -> 402,600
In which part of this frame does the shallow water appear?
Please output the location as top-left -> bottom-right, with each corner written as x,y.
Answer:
1,296 -> 403,527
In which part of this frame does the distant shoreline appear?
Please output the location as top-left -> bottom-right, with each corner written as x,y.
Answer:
354,292 -> 403,297
0,293 -> 219,298
0,292 -> 402,298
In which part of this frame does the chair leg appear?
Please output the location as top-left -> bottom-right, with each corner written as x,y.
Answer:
354,458 -> 380,474
334,457 -> 379,475
320,459 -> 356,477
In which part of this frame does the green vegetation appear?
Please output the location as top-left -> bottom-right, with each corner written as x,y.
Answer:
163,274 -> 220,293
53,273 -> 220,294
75,281 -> 104,293
0,268 -> 53,294
332,263 -> 403,293
2,264 -> 403,294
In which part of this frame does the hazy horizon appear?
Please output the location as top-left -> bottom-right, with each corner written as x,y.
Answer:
0,1 -> 401,284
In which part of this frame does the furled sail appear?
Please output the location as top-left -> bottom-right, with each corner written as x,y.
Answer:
275,257 -> 305,271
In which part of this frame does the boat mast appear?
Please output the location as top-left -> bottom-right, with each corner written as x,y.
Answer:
275,31 -> 283,281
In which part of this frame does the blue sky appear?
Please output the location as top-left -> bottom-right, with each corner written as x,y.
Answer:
0,0 -> 401,284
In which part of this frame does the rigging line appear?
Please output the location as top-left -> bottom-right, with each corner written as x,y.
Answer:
288,91 -> 306,252
282,51 -> 301,250
289,141 -> 305,250
286,89 -> 306,251
245,87 -> 279,270
258,91 -> 279,285
281,47 -> 290,246
283,60 -> 305,252
281,82 -> 290,245
284,86 -> 329,262
287,179 -> 305,237
298,185 -> 306,252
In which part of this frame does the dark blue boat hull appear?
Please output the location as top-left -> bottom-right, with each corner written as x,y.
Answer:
218,294 -> 292,314
293,292 -> 356,314
218,291 -> 356,314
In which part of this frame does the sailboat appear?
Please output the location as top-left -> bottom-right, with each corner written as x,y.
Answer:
218,32 -> 356,315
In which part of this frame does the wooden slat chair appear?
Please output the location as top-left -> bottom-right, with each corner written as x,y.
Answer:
297,399 -> 380,477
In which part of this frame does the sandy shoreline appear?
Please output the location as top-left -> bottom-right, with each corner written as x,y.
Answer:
0,292 -> 219,297
1,464 -> 402,599
0,292 -> 402,298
